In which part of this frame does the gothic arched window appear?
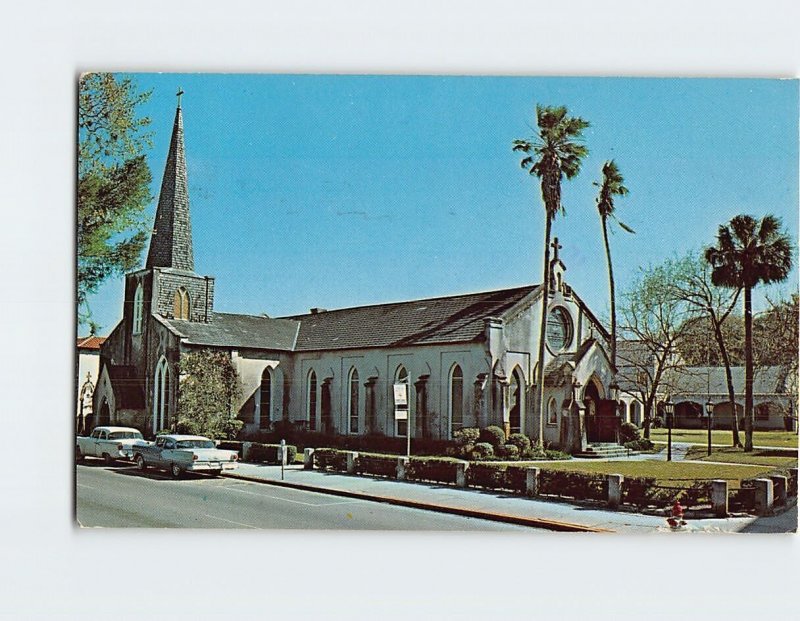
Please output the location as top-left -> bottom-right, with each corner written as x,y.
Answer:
153,357 -> 171,434
133,282 -> 144,334
307,370 -> 317,431
259,367 -> 272,429
348,368 -> 360,434
547,397 -> 558,425
173,287 -> 190,320
449,364 -> 463,437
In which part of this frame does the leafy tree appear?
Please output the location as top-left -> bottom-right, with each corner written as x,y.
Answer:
667,252 -> 743,446
754,294 -> 799,421
78,73 -> 153,330
705,214 -> 793,451
513,105 -> 589,445
677,314 -> 744,366
593,160 -> 633,368
618,261 -> 693,438
176,350 -> 243,440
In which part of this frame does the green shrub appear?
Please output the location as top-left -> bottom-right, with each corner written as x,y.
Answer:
502,444 -> 520,460
217,440 -> 244,458
619,422 -> 640,444
453,427 -> 480,446
470,442 -> 494,460
543,449 -> 572,461
356,454 -> 399,478
313,448 -> 348,471
623,438 -> 654,451
508,433 -> 531,455
405,457 -> 460,484
538,470 -> 607,501
246,442 -> 297,464
480,425 -> 507,449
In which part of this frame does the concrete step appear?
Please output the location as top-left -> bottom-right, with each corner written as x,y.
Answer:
574,443 -> 638,459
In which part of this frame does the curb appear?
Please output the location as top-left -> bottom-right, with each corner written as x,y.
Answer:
222,472 -> 613,533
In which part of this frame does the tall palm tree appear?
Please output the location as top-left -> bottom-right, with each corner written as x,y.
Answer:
705,214 -> 793,451
593,160 -> 633,369
513,105 -> 589,446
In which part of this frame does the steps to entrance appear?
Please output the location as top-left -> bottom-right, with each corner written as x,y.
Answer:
574,442 -> 637,459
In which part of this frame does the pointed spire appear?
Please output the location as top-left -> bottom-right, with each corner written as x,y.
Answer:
145,98 -> 194,271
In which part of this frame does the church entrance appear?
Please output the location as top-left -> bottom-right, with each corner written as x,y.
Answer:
584,381 -> 618,443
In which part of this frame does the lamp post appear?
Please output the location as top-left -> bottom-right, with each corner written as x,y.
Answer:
705,400 -> 714,457
665,397 -> 674,462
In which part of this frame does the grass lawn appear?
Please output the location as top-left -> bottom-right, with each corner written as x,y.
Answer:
684,446 -> 798,468
529,460 -> 779,489
649,429 -> 799,448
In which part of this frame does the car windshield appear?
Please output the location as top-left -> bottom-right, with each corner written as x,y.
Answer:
176,439 -> 215,449
109,431 -> 143,440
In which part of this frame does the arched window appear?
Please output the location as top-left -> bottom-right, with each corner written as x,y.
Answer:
348,368 -> 360,434
394,365 -> 410,437
509,369 -> 523,434
547,397 -> 558,425
153,357 -> 170,434
259,367 -> 272,429
449,364 -> 463,437
133,282 -> 144,334
307,370 -> 317,431
173,287 -> 190,320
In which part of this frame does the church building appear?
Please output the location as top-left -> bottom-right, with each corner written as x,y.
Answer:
94,100 -> 620,454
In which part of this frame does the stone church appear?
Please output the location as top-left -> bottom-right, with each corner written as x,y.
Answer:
93,101 -> 619,454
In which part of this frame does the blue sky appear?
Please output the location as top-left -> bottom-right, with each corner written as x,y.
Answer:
84,75 -> 798,334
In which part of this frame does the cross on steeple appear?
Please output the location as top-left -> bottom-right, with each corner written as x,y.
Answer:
550,237 -> 562,261
176,87 -> 184,108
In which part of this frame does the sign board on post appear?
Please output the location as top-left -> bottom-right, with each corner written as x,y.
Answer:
394,408 -> 408,420
393,383 -> 408,407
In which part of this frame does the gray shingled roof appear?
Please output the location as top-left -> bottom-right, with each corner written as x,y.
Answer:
161,312 -> 299,351
666,366 -> 788,397
285,285 -> 540,351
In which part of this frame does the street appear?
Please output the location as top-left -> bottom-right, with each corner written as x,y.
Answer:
76,461 -> 540,530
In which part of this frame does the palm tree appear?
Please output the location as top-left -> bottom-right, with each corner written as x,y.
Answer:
705,214 -> 793,451
513,105 -> 589,446
593,160 -> 633,369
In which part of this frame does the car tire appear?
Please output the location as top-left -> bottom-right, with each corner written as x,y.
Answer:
211,470 -> 223,478
136,455 -> 147,471
170,463 -> 183,479
76,448 -> 84,463
102,453 -> 114,466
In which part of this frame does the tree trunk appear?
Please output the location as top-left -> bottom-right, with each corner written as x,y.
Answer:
642,399 -> 652,440
744,286 -> 754,452
712,319 -> 742,447
534,214 -> 553,448
600,214 -> 616,368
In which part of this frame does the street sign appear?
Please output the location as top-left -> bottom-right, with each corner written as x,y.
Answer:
394,408 -> 408,420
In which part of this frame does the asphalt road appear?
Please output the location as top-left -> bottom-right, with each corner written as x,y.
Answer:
76,461 -> 540,530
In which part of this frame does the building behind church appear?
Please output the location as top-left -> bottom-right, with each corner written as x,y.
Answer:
93,100 -> 642,454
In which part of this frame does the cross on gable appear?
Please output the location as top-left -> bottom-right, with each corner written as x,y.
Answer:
550,237 -> 562,261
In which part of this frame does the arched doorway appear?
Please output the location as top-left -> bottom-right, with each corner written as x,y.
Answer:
98,397 -> 111,427
584,378 -> 616,442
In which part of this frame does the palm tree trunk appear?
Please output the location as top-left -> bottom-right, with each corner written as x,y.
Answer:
712,321 -> 742,447
743,285 -> 754,451
600,214 -> 616,368
534,214 -> 553,448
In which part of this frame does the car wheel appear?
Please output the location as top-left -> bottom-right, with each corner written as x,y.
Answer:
136,455 -> 147,471
102,453 -> 114,466
76,448 -> 84,463
170,463 -> 183,479
211,470 -> 223,478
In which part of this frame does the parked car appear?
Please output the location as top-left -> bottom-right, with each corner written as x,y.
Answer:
133,434 -> 238,478
77,426 -> 147,464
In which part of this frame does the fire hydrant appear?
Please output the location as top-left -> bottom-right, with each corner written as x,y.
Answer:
667,499 -> 687,530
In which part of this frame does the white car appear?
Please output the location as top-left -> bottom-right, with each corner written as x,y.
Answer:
77,426 -> 147,464
133,434 -> 238,478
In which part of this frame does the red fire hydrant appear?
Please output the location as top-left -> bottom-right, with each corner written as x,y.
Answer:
667,499 -> 687,530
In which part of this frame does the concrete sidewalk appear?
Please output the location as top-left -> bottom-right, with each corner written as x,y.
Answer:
222,463 -> 793,534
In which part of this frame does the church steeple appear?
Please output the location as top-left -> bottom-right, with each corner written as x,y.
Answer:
146,91 -> 194,271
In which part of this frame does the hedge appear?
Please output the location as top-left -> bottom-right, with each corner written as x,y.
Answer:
466,463 -> 527,493
217,440 -> 244,457
356,454 -> 399,478
405,457 -> 461,484
247,442 -> 297,464
538,470 -> 608,502
313,448 -> 349,472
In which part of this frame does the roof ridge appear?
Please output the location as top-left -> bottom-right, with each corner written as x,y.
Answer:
279,284 -> 540,319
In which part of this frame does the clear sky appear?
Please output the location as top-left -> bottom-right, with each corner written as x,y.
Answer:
84,74 -> 799,335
